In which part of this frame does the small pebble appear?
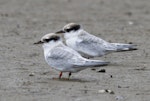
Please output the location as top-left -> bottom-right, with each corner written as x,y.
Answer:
91,68 -> 96,71
125,12 -> 132,16
98,89 -> 114,94
107,89 -> 115,94
115,96 -> 124,101
128,21 -> 134,25
98,89 -> 106,93
128,42 -> 133,44
97,69 -> 106,73
29,73 -> 35,76
118,85 -> 122,88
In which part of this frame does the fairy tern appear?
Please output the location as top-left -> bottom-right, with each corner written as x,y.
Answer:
56,23 -> 137,58
34,33 -> 109,79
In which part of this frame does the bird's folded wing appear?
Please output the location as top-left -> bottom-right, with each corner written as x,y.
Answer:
79,32 -> 104,44
47,47 -> 86,66
78,32 -> 116,51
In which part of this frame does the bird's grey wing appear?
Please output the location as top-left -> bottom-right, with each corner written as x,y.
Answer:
47,47 -> 109,69
47,47 -> 86,67
79,31 -> 106,43
77,31 -> 117,51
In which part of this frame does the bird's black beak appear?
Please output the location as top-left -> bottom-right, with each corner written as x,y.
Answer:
55,30 -> 65,34
34,40 -> 44,45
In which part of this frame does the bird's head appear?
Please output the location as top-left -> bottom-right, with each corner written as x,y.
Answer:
34,33 -> 61,46
56,23 -> 81,33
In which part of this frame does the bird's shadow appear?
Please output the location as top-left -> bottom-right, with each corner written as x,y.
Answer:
50,77 -> 96,83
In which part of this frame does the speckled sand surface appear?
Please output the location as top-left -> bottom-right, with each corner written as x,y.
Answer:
0,0 -> 150,101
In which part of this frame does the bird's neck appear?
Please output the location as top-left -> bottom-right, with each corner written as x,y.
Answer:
64,29 -> 83,39
43,41 -> 64,54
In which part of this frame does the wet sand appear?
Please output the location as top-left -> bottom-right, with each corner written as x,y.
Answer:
0,0 -> 150,101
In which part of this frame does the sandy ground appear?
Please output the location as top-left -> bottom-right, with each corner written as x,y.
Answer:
0,0 -> 150,101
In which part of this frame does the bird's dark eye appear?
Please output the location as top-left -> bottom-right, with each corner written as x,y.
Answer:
43,39 -> 50,42
64,25 -> 80,32
43,36 -> 60,43
65,28 -> 72,32
50,36 -> 60,41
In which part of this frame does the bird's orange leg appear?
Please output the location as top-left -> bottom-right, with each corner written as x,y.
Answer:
59,72 -> 63,79
68,72 -> 72,79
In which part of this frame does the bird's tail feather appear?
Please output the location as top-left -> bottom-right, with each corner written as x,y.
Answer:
111,43 -> 137,51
